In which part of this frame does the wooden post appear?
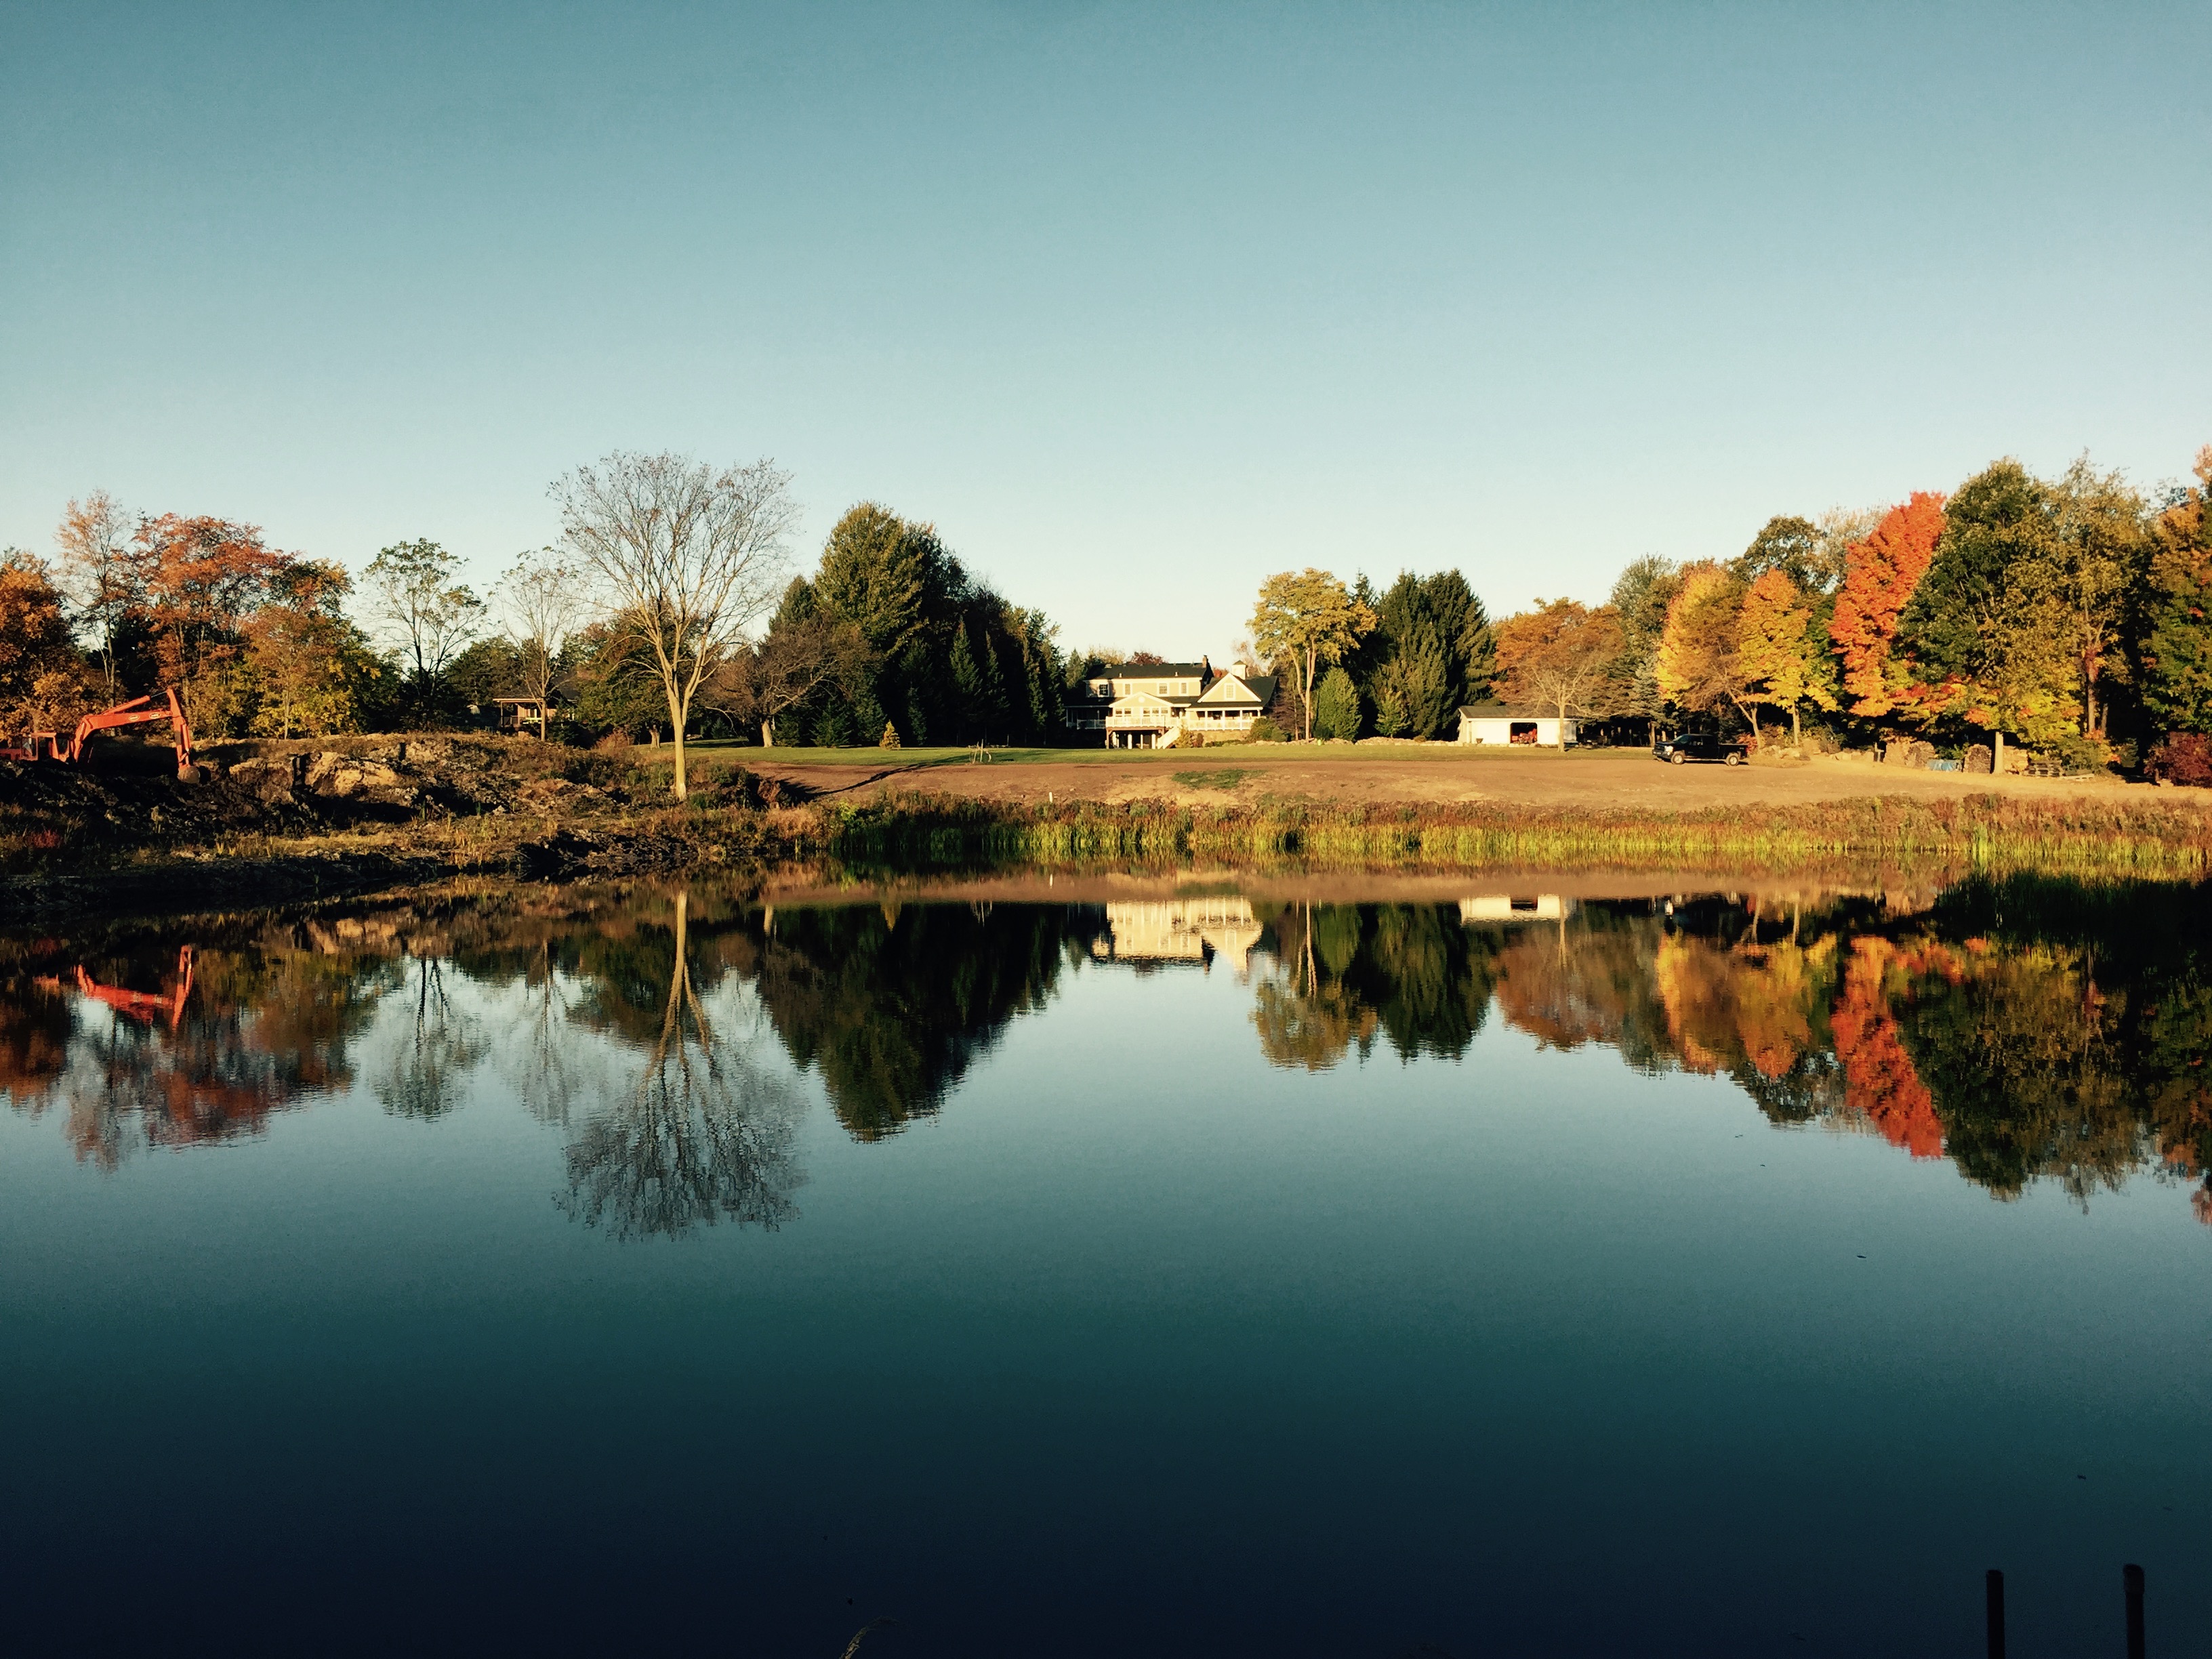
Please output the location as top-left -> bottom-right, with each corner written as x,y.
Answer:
2125,1563 -> 2144,1659
1985,1569 -> 2005,1659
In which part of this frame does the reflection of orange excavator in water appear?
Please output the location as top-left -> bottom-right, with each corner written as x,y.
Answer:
0,687 -> 196,779
63,947 -> 197,1031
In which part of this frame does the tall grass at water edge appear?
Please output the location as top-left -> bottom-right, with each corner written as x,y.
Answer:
805,792 -> 2212,880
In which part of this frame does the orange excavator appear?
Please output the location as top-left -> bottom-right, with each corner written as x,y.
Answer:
0,687 -> 196,779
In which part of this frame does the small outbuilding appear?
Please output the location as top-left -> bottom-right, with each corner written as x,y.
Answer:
1456,702 -> 1575,747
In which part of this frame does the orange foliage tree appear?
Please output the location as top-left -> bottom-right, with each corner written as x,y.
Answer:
125,515 -> 295,733
1827,491 -> 1945,717
1492,599 -> 1623,743
0,551 -> 101,737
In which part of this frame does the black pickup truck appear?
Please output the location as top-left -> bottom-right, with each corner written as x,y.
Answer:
1653,733 -> 1749,765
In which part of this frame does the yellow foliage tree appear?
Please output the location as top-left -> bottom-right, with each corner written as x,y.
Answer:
1734,567 -> 1839,747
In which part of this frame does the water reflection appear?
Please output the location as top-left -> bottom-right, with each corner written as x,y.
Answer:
5,874 -> 2211,1227
558,893 -> 803,1240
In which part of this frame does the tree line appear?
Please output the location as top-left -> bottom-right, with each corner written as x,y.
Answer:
1,455 -> 1077,798
10,442 -> 2207,787
1246,445 -> 2212,773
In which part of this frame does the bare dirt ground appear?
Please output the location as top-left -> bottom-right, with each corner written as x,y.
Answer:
733,745 -> 2192,813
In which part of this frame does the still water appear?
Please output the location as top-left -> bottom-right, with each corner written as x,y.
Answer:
4,875 -> 2210,1656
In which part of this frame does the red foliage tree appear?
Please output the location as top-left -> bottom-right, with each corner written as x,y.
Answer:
1828,491 -> 1946,717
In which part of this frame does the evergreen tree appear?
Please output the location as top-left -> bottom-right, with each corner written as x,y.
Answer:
1313,665 -> 1362,739
1420,569 -> 1492,704
949,621 -> 986,742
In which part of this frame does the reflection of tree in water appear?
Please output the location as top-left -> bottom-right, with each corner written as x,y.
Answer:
0,938 -> 398,1167
12,876 -> 2212,1225
1249,881 -> 2212,1218
376,958 -> 487,1120
741,901 -> 1094,1140
560,893 -> 804,1240
1252,903 -> 1498,1069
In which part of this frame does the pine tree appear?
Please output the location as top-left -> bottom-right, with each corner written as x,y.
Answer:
949,621 -> 986,743
1313,665 -> 1361,739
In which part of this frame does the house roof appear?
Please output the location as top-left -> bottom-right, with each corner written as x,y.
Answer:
1458,703 -> 1570,720
1094,661 -> 1210,682
1195,672 -> 1280,706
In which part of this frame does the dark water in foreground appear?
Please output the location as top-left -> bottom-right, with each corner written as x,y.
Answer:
5,875 -> 2212,1657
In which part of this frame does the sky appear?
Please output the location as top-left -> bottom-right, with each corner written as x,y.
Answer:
4,1 -> 2207,661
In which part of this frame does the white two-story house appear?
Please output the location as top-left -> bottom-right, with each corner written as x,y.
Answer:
1065,659 -> 1282,748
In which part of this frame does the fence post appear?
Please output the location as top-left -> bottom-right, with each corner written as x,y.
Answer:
2125,1563 -> 2145,1659
1985,1568 -> 2005,1659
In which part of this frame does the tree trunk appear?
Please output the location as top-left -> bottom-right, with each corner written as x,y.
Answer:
666,689 -> 688,797
1790,705 -> 1801,750
1994,729 -> 2005,776
761,717 -> 774,747
1303,649 -> 1317,741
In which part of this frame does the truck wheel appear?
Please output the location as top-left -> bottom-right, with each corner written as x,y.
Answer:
1725,752 -> 1744,766
1670,752 -> 1687,764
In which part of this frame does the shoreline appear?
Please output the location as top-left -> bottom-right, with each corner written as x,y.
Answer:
6,783 -> 2209,924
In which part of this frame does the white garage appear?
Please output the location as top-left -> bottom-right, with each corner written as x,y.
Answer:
1456,702 -> 1575,747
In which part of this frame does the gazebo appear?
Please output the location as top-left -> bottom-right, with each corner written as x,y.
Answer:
493,697 -> 552,737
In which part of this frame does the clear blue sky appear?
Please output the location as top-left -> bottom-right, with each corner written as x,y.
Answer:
5,1 -> 2205,659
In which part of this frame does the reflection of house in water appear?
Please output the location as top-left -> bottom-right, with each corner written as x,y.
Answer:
1091,900 -> 1264,972
1460,895 -> 1567,922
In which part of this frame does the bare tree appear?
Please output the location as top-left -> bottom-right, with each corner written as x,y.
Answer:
495,547 -> 585,737
54,490 -> 135,694
705,613 -> 876,747
550,453 -> 797,797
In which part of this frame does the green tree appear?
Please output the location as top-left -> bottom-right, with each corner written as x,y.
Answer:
2048,455 -> 2150,739
1732,515 -> 1826,591
1250,569 -> 1377,741
1607,555 -> 1681,743
1420,568 -> 1494,703
363,539 -> 484,715
1313,665 -> 1362,739
949,621 -> 988,741
2143,447 -> 2212,734
813,504 -> 956,657
1901,459 -> 2078,762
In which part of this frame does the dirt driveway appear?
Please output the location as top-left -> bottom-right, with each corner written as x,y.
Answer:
740,746 -> 2187,813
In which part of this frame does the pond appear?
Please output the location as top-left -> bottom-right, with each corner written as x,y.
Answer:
4,874 -> 2210,1656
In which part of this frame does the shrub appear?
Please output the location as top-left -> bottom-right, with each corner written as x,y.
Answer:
2148,732 -> 2212,787
879,721 -> 901,748
1248,716 -> 1286,743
